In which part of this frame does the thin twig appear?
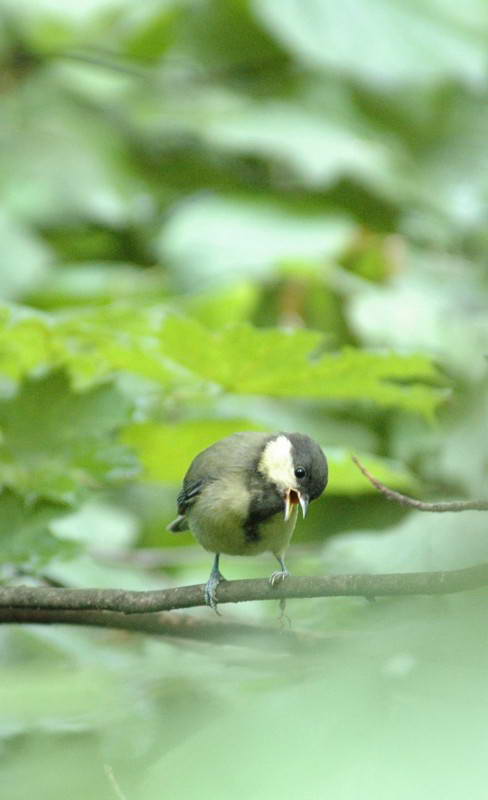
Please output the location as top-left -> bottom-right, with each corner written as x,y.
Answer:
352,455 -> 488,512
104,764 -> 127,800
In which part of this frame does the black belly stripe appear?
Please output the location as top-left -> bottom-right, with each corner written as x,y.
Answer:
244,518 -> 262,543
244,478 -> 283,544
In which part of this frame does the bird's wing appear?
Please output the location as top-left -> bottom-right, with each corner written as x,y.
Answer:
176,479 -> 206,515
168,432 -> 270,533
167,479 -> 207,533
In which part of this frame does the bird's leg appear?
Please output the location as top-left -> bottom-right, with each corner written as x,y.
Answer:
269,554 -> 289,587
278,597 -> 292,628
205,553 -> 225,614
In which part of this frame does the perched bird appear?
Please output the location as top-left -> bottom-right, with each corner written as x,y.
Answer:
168,431 -> 328,611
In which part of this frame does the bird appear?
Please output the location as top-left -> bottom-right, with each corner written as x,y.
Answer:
167,431 -> 328,612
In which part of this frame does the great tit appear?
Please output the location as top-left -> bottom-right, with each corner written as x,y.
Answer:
168,431 -> 328,611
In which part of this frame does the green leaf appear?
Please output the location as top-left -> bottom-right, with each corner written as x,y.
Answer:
0,308 -> 57,380
0,309 -> 446,417
327,449 -> 417,495
123,4 -> 181,62
204,100 -> 393,191
347,259 -> 488,381
182,283 -> 259,330
0,490 -> 76,569
161,318 -> 446,417
157,195 -> 353,291
0,371 -> 138,503
0,86 -> 138,227
0,212 -> 52,301
122,419 -> 264,483
55,306 -> 176,388
254,0 -> 488,88
29,263 -> 167,309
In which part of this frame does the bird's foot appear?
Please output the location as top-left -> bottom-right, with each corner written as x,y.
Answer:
278,597 -> 292,629
205,570 -> 225,614
269,567 -> 289,587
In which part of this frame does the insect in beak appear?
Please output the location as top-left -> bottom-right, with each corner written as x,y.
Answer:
284,489 -> 309,521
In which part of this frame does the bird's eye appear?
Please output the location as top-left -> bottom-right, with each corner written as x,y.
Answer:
294,466 -> 306,479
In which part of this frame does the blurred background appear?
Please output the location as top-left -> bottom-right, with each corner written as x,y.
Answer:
1,1 -> 488,798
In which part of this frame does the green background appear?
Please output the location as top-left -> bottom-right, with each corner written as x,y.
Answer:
1,1 -> 488,797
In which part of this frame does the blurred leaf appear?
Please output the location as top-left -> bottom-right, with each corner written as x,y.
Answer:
0,212 -> 52,301
0,371 -> 138,503
123,3 -> 181,62
0,308 -> 57,380
204,100 -> 393,191
347,258 -> 488,380
183,283 -> 259,330
0,490 -> 75,568
122,418 -> 264,483
157,195 -> 354,290
401,95 -> 488,235
327,448 -> 417,495
254,0 -> 488,88
0,85 -> 141,227
29,264 -> 167,309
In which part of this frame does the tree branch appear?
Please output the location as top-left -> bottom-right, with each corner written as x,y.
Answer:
1,562 -> 488,622
0,606 -> 310,649
2,459 -> 487,640
352,455 -> 488,512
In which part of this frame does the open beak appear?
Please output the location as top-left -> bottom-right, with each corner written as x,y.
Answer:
284,489 -> 309,521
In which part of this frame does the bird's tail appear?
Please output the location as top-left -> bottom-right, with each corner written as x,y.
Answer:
167,515 -> 189,533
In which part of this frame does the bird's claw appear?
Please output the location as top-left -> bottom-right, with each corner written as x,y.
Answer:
269,568 -> 289,587
278,597 -> 292,628
204,571 -> 225,614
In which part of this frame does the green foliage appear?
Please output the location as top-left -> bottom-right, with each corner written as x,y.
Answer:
0,372 -> 137,504
123,418 -> 263,483
0,308 -> 445,414
1,0 -> 488,797
159,317 -> 445,415
0,491 -> 76,569
157,195 -> 355,288
124,420 -> 415,492
254,0 -> 488,88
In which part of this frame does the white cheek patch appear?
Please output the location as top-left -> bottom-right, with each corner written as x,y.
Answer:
258,435 -> 296,490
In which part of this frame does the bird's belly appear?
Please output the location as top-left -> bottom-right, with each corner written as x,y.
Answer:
188,479 -> 250,556
189,495 -> 298,557
255,505 -> 298,556
190,512 -> 248,555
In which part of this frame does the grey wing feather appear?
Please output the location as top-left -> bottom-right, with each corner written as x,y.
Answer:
177,479 -> 206,514
167,479 -> 206,533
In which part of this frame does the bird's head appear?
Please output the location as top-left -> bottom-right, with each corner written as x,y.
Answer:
258,433 -> 328,521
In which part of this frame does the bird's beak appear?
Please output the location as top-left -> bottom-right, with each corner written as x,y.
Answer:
284,489 -> 309,521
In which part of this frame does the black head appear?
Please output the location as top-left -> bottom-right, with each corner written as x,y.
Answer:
257,431 -> 328,518
285,432 -> 328,501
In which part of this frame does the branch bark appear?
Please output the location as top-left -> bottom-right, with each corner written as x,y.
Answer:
1,562 -> 488,621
